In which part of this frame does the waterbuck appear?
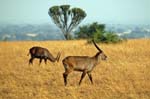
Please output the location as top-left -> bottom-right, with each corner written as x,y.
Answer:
62,40 -> 107,86
28,46 -> 61,65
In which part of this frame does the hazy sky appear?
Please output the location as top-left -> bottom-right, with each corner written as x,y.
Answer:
0,0 -> 150,25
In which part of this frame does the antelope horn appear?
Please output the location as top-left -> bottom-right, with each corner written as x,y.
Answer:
56,52 -> 61,62
92,40 -> 103,53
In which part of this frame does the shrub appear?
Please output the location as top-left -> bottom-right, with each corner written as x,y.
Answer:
75,22 -> 123,43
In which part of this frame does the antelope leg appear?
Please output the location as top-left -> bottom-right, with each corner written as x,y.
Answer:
87,73 -> 93,84
79,71 -> 87,85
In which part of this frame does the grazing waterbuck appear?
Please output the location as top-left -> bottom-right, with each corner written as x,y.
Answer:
62,40 -> 107,86
28,46 -> 61,65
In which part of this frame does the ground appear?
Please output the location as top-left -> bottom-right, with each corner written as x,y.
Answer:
0,39 -> 150,99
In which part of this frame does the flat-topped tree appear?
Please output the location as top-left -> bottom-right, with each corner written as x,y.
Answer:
48,5 -> 86,40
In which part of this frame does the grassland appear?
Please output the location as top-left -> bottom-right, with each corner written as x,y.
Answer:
0,39 -> 150,99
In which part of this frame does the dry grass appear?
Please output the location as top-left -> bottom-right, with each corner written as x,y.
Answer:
0,39 -> 150,99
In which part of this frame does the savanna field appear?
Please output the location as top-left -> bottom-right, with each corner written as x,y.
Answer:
0,39 -> 150,99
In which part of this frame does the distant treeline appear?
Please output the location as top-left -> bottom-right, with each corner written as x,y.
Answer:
0,23 -> 149,41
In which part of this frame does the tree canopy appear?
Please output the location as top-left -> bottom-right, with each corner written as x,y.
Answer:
48,5 -> 86,40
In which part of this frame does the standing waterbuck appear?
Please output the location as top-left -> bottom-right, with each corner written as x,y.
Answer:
28,46 -> 61,65
62,40 -> 107,86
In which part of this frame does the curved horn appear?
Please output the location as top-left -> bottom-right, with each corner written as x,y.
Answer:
92,40 -> 103,53
56,52 -> 61,62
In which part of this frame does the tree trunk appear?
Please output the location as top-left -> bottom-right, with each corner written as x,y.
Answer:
64,33 -> 72,40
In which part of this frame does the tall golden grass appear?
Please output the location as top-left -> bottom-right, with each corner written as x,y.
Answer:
0,39 -> 150,99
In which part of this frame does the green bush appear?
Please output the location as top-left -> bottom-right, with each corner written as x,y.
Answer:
105,32 -> 122,43
75,22 -> 123,43
75,22 -> 105,39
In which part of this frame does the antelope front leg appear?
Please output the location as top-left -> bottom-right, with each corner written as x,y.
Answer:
63,69 -> 73,86
29,57 -> 34,65
63,72 -> 68,86
44,59 -> 47,64
87,72 -> 93,84
79,70 -> 87,85
39,58 -> 42,65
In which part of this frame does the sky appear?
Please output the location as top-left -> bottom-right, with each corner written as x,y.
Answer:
0,0 -> 150,25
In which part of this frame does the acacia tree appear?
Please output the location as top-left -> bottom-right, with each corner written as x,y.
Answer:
48,5 -> 86,40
